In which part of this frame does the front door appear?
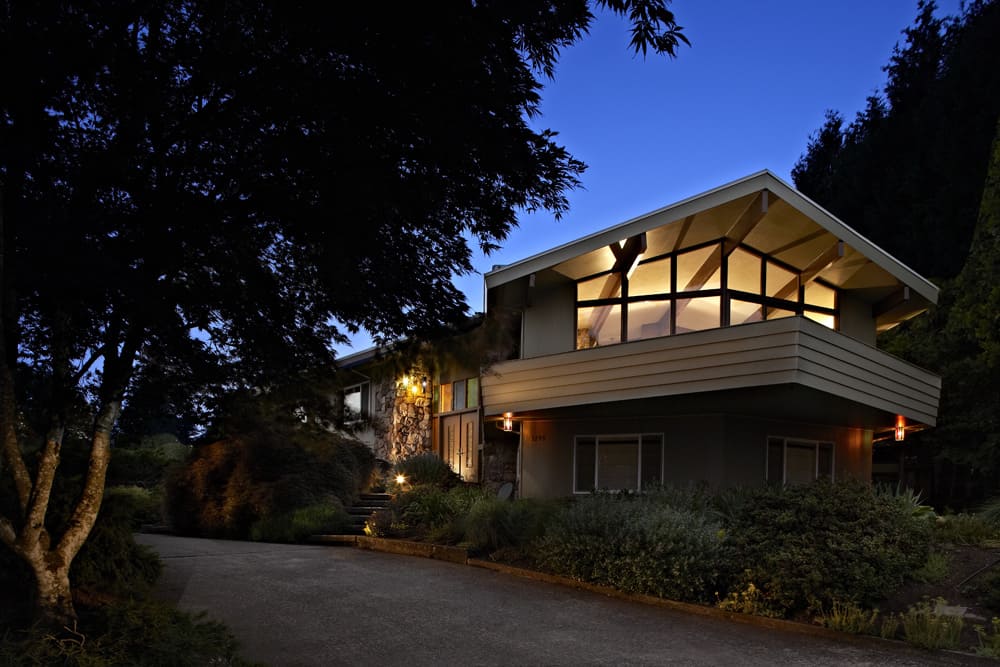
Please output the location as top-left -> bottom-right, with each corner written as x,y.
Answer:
442,412 -> 479,482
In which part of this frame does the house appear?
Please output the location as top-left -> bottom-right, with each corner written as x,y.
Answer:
339,171 -> 941,498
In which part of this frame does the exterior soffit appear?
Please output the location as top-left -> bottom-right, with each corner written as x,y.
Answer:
485,171 -> 939,312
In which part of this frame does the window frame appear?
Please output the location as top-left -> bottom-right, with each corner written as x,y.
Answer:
765,436 -> 835,485
438,376 -> 480,414
573,433 -> 664,494
343,381 -> 371,423
574,238 -> 840,349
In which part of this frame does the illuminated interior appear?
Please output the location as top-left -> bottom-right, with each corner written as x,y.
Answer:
575,238 -> 838,349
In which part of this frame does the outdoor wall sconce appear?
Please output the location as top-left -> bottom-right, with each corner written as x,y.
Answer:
895,417 -> 906,442
499,412 -> 519,433
421,376 -> 428,392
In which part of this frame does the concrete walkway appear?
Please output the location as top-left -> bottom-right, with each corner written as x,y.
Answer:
138,534 -> 976,667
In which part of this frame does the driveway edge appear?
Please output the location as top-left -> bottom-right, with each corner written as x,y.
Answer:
311,535 -> 991,663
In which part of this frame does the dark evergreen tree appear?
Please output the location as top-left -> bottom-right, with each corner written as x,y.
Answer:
793,0 -> 1000,279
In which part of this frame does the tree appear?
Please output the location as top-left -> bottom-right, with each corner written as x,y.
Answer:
0,1 -> 688,624
792,0 -> 1000,279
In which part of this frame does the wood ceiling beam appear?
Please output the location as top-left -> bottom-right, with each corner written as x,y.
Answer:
771,240 -> 844,301
873,286 -> 911,319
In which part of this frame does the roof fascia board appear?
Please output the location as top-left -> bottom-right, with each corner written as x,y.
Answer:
761,173 -> 939,304
484,171 -> 772,289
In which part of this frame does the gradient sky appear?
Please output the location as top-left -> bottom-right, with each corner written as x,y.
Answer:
338,0 -> 963,355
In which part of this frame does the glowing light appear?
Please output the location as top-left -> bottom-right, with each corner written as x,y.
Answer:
395,474 -> 407,485
501,412 -> 513,432
895,416 -> 906,442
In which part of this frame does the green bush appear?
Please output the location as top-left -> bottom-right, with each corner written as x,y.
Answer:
461,497 -> 557,554
981,496 -> 1000,528
535,494 -> 723,603
912,551 -> 951,584
719,480 -> 932,617
933,513 -> 1000,545
391,484 -> 488,542
976,618 -> 1000,658
394,452 -> 460,488
901,599 -> 964,650
815,599 -> 880,635
0,600 -> 254,666
249,501 -> 351,543
72,488 -> 163,599
165,431 -> 373,539
963,568 -> 1000,613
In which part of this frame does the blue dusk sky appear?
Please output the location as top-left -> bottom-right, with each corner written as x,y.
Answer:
338,0 -> 963,355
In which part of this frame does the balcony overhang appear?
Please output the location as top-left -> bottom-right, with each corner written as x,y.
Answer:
482,317 -> 940,429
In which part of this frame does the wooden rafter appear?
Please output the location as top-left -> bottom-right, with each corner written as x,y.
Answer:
873,286 -> 910,318
771,240 -> 844,301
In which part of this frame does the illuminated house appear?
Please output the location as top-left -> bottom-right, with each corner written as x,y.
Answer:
481,171 -> 940,496
342,171 -> 941,497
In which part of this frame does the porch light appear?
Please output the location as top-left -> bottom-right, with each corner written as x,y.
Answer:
395,474 -> 407,485
895,417 -> 906,442
501,412 -> 514,432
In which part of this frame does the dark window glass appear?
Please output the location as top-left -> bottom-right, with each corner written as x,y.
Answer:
575,438 -> 597,493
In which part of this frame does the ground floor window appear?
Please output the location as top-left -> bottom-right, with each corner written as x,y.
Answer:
574,434 -> 663,493
766,437 -> 834,485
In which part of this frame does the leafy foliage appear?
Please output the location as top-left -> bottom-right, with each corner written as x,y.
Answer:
248,502 -> 350,543
719,481 -> 932,616
0,601 -> 255,667
394,453 -> 461,489
0,0 -> 687,621
815,599 -> 880,635
932,513 -> 1000,545
792,0 -> 1000,280
901,599 -> 965,650
165,419 -> 373,540
534,494 -> 723,603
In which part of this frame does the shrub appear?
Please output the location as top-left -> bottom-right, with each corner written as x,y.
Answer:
716,579 -> 782,618
391,484 -> 489,542
394,452 -> 460,488
975,618 -> 1000,658
462,497 -> 557,554
0,600 -> 253,666
901,599 -> 964,650
981,496 -> 1000,528
165,431 -> 373,539
71,488 -> 162,599
962,568 -> 1000,613
880,613 -> 901,640
912,551 -> 950,584
719,480 -> 932,617
933,513 -> 1000,545
535,494 -> 723,603
249,501 -> 350,543
815,599 -> 879,635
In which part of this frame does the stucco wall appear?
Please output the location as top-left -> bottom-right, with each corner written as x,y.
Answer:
518,411 -> 872,499
838,292 -> 876,346
521,269 -> 575,358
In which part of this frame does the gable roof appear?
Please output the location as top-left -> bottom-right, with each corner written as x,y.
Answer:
485,170 -> 938,330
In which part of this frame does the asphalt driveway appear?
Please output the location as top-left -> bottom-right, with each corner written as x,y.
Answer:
137,534 -> 975,666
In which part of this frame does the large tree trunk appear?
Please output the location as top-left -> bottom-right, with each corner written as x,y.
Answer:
0,398 -> 121,626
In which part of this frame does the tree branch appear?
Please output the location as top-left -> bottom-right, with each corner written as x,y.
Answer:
70,346 -> 107,385
0,364 -> 31,513
0,513 -> 17,551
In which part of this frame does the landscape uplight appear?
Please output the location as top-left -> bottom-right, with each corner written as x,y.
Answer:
395,474 -> 407,485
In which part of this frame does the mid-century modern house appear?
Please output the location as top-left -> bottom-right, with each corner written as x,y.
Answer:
338,171 -> 941,498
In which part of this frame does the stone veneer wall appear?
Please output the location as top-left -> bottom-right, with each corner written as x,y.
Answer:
370,366 -> 434,463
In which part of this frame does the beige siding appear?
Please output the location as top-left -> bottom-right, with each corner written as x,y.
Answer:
483,316 -> 940,426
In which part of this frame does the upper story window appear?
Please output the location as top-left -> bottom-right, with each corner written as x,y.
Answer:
575,239 -> 838,349
343,382 -> 371,421
439,376 -> 479,413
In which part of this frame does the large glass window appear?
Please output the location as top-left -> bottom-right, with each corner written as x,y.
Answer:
766,437 -> 834,485
577,304 -> 622,348
343,383 -> 370,422
574,239 -> 838,349
574,434 -> 663,493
